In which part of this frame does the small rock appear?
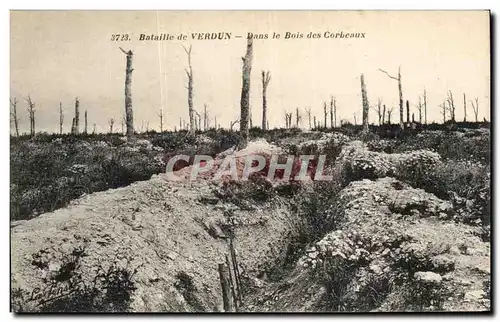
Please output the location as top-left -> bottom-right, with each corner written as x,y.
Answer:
410,209 -> 421,216
464,290 -> 486,301
473,264 -> 490,275
438,213 -> 448,220
414,271 -> 442,284
48,262 -> 60,272
449,246 -> 461,255
369,264 -> 383,275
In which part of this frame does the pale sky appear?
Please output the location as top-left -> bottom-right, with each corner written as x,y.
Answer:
10,10 -> 490,134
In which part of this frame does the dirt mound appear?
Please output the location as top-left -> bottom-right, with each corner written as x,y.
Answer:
166,139 -> 305,182
244,177 -> 490,312
10,172 -> 302,312
337,140 -> 442,183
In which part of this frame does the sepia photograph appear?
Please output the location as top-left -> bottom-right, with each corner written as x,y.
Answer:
9,10 -> 491,313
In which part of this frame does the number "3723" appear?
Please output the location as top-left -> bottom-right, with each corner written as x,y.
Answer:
111,34 -> 131,41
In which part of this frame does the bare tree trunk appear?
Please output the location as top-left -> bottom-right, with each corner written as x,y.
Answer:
378,67 -> 403,129
305,108 -> 312,129
323,102 -> 327,129
471,97 -> 479,122
26,95 -> 36,137
382,104 -> 386,125
376,98 -> 383,125
360,74 -> 369,132
84,110 -> 88,134
120,47 -> 135,137
183,46 -> 196,132
71,117 -> 75,134
203,104 -> 208,131
417,96 -> 423,124
230,119 -> 240,131
412,113 -> 415,123
261,71 -> 271,130
446,90 -> 455,122
330,96 -> 334,128
441,102 -> 447,123
74,97 -> 80,134
240,38 -> 253,147
398,67 -> 403,128
10,98 -> 20,137
334,97 -> 337,128
463,93 -> 467,122
295,107 -> 300,127
92,123 -> 96,134
406,100 -> 410,124
158,108 -> 164,132
59,101 -> 64,135
109,118 -> 115,133
423,89 -> 427,124
313,116 -> 317,129
354,113 -> 357,126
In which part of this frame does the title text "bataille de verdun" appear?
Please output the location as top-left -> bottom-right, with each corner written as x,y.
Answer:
138,31 -> 365,41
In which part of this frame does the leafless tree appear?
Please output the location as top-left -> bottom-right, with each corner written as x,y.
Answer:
84,110 -> 88,134
158,108 -> 164,132
360,74 -> 369,132
295,107 -> 301,127
382,104 -> 386,124
261,70 -> 271,130
25,95 -> 36,137
305,107 -> 312,129
10,98 -> 19,137
440,101 -> 447,123
372,97 -> 383,125
463,93 -> 467,122
353,113 -> 357,126
386,106 -> 394,124
470,97 -> 479,122
323,101 -> 327,129
58,101 -> 64,135
416,96 -> 423,124
285,112 -> 293,129
119,47 -> 135,137
423,89 -> 427,124
240,38 -> 253,146
203,103 -> 209,131
378,66 -> 403,128
73,97 -> 80,134
330,96 -> 338,128
406,100 -> 410,124
92,123 -> 96,134
230,119 -> 240,131
109,118 -> 115,133
445,90 -> 456,122
182,45 -> 195,133
329,96 -> 334,128
313,116 -> 317,129
195,111 -> 201,131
